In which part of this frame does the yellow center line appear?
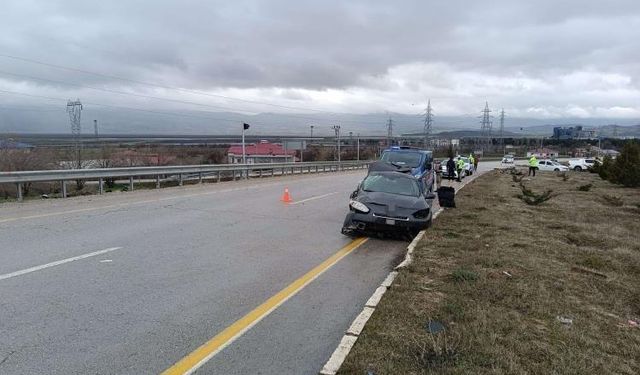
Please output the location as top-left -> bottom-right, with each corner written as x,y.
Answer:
160,237 -> 369,375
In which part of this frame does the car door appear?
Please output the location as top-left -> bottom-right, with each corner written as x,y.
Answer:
538,161 -> 549,171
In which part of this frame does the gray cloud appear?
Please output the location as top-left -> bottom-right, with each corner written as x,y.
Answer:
1,0 -> 639,119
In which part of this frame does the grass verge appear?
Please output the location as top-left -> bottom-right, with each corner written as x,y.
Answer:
339,169 -> 640,374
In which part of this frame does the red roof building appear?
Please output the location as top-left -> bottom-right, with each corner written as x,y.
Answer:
227,140 -> 296,164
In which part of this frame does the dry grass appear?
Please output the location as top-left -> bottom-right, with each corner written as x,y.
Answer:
339,170 -> 640,375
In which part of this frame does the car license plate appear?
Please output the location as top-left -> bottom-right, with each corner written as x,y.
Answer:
385,219 -> 396,225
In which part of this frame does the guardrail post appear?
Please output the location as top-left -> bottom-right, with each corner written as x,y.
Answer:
129,176 -> 134,191
258,169 -> 263,178
16,183 -> 23,202
271,168 -> 274,177
179,174 -> 184,186
156,175 -> 161,189
198,172 -> 203,184
98,178 -> 104,195
216,171 -> 221,183
61,180 -> 67,198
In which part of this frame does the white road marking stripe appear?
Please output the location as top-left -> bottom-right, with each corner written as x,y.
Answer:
290,192 -> 338,205
0,247 -> 122,281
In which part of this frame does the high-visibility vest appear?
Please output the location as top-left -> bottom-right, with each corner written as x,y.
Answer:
469,155 -> 475,164
529,157 -> 538,167
457,159 -> 465,169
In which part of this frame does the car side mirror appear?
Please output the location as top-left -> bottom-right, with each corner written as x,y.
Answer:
350,190 -> 358,199
425,192 -> 436,200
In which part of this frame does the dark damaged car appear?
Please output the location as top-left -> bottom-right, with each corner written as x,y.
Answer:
341,164 -> 436,237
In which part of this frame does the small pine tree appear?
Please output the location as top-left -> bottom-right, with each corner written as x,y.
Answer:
610,141 -> 640,187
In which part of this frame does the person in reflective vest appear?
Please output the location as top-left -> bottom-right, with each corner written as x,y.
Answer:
456,157 -> 465,182
469,154 -> 475,173
528,155 -> 539,176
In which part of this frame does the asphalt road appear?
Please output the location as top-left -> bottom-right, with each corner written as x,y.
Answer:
0,161 -> 498,375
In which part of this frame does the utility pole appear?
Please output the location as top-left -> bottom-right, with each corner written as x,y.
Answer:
357,133 -> 360,161
613,125 -> 618,138
499,108 -> 505,154
310,125 -> 314,139
66,99 -> 83,169
387,117 -> 393,147
479,102 -> 493,153
242,123 -> 250,164
423,99 -> 434,149
332,125 -> 341,163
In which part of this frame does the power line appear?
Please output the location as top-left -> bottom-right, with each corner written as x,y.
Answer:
499,108 -> 505,153
0,69 -> 386,127
66,99 -> 82,168
0,89 -> 260,124
480,101 -> 493,151
423,99 -> 433,148
0,53 -> 383,118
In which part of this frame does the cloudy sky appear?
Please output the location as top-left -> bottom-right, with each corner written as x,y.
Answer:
1,0 -> 639,124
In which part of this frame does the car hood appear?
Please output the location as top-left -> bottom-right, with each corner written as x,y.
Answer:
356,191 -> 428,218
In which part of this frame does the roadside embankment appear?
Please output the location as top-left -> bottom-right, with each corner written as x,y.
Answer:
339,169 -> 640,374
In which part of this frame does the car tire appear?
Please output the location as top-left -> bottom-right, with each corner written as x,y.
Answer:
554,168 -> 560,171
574,166 -> 582,171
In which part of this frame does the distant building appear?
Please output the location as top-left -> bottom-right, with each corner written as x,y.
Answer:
527,148 -> 559,158
0,139 -> 34,150
428,138 -> 459,148
227,140 -> 296,164
552,126 -> 597,140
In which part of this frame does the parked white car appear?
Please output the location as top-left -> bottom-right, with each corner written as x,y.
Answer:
440,161 -> 460,179
568,158 -> 596,171
439,156 -> 473,179
459,156 -> 475,176
501,155 -> 515,164
537,159 -> 568,172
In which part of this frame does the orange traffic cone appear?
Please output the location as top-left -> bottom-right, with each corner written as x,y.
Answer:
281,187 -> 293,203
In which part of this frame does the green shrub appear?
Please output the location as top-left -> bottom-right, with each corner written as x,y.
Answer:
577,183 -> 592,192
598,141 -> 640,187
450,269 -> 478,282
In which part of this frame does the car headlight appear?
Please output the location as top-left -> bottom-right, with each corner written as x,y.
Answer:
349,200 -> 370,213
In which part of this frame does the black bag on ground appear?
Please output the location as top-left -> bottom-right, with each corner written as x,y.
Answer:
437,186 -> 456,208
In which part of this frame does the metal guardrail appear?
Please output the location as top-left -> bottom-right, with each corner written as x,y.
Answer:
0,161 -> 372,201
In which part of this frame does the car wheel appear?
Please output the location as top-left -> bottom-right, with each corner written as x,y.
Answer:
554,168 -> 560,171
574,166 -> 582,171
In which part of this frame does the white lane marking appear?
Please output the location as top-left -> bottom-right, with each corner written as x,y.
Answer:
289,192 -> 339,205
0,247 -> 122,281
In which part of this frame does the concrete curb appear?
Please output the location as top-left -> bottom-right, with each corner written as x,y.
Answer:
319,171 -> 484,375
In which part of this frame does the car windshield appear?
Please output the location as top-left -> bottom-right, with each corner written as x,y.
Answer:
362,173 -> 420,197
380,151 -> 423,168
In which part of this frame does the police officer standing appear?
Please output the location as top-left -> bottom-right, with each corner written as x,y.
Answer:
456,157 -> 465,182
528,155 -> 539,176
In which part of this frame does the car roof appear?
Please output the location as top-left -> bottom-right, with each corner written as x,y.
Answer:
383,147 -> 431,154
